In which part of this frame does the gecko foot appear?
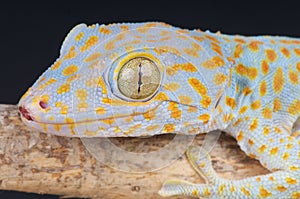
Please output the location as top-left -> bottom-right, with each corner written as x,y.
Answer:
159,146 -> 221,198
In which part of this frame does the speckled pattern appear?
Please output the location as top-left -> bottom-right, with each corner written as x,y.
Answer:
18,22 -> 299,198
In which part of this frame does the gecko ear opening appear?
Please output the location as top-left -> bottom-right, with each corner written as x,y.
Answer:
60,23 -> 87,56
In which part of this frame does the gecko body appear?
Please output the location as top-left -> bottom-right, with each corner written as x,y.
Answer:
18,22 -> 300,198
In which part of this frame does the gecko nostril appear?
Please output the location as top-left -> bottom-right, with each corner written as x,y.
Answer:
19,106 -> 33,121
39,101 -> 48,109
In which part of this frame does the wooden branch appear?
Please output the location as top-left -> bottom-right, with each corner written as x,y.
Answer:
0,104 -> 269,199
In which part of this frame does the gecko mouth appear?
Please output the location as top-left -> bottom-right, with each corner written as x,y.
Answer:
18,101 -> 198,126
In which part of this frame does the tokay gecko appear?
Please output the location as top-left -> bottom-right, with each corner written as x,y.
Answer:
18,22 -> 300,198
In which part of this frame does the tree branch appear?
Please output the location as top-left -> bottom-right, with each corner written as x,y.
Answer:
0,104 -> 269,199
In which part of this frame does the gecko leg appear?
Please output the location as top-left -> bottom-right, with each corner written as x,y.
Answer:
159,140 -> 300,198
159,146 -> 220,198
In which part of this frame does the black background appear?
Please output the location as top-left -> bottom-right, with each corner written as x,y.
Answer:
1,0 -> 300,198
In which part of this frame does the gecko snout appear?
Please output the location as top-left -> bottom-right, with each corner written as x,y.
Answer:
19,106 -> 33,121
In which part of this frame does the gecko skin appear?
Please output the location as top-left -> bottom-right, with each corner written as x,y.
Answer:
18,22 -> 300,198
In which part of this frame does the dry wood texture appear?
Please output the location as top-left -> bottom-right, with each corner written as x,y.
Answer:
0,104 -> 269,198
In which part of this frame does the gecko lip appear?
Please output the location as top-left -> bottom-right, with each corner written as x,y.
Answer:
19,106 -> 34,121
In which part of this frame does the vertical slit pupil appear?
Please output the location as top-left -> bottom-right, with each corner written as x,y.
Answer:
137,63 -> 143,93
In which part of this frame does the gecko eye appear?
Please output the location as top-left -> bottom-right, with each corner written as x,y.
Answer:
117,57 -> 161,100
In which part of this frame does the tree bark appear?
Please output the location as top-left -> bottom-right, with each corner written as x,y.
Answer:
0,104 -> 269,199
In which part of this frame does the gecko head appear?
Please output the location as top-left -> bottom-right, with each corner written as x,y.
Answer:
18,22 -> 229,137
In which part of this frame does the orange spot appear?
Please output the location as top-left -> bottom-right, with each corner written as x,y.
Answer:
203,188 -> 211,196
241,187 -> 250,196
248,41 -> 263,52
274,127 -> 282,134
236,64 -> 258,80
281,47 -> 291,58
75,32 -> 84,41
259,186 -> 272,198
233,118 -> 243,127
180,63 -> 198,72
251,100 -> 261,110
178,95 -> 193,105
282,152 -> 290,160
290,165 -> 299,171
99,26 -> 112,34
84,52 -> 102,62
191,189 -> 199,196
263,127 -> 271,136
258,145 -> 267,153
289,70 -> 299,84
239,106 -> 248,114
291,192 -> 300,199
287,100 -> 300,115
270,147 -> 279,155
211,42 -> 223,56
261,60 -> 269,75
273,98 -> 282,112
214,73 -> 227,86
296,62 -> 300,73
248,139 -> 254,146
250,118 -> 259,131
260,81 -> 267,96
51,60 -> 62,70
234,38 -> 246,43
205,35 -> 221,43
102,118 -> 115,125
163,124 -> 175,133
237,131 -> 244,141
273,67 -> 284,93
286,177 -> 297,184
95,107 -> 106,115
265,49 -> 277,62
57,83 -> 70,94
120,25 -> 129,31
144,110 -> 156,120
276,185 -> 287,192
62,65 -> 78,76
200,95 -> 212,108
54,124 -> 61,131
191,35 -> 204,42
201,56 -> 225,69
168,102 -> 182,120
233,44 -> 243,58
164,82 -> 180,91
225,96 -> 236,109
154,46 -> 182,56
262,107 -> 272,119
183,43 -> 202,57
64,46 -> 76,59
136,23 -> 158,33
80,36 -> 99,52
154,92 -> 169,101
188,78 -> 207,96
294,48 -> 300,56
256,177 -> 261,182
198,113 -> 210,123
166,63 -> 197,76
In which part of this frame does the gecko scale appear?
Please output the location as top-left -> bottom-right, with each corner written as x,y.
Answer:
18,22 -> 300,198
